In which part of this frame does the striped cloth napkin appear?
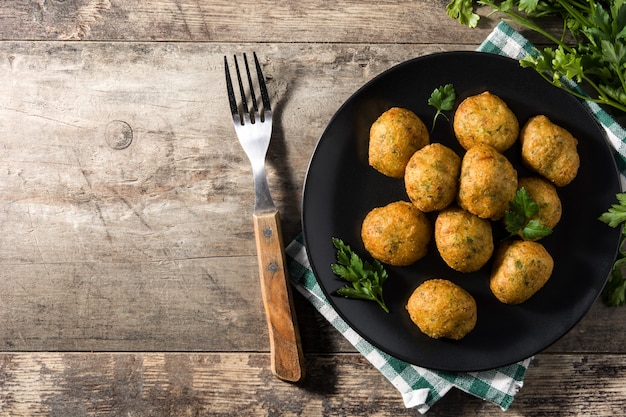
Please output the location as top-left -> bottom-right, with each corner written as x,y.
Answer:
285,21 -> 626,413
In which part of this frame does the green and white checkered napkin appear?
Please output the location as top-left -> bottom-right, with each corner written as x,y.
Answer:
285,22 -> 626,414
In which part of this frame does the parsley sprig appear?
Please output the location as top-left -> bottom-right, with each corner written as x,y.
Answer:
330,237 -> 390,313
599,192 -> 626,306
446,0 -> 626,114
599,192 -> 626,227
504,188 -> 553,240
428,84 -> 456,132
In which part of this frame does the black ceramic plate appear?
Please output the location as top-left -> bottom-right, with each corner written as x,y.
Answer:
302,51 -> 621,372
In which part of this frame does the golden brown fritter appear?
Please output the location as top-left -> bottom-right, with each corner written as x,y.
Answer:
453,91 -> 519,152
520,115 -> 580,186
434,206 -> 494,273
361,201 -> 431,266
404,143 -> 461,212
490,240 -> 554,304
406,279 -> 477,340
457,143 -> 518,220
368,107 -> 430,178
518,176 -> 562,232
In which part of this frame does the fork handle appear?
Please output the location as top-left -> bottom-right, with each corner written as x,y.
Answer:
253,210 -> 306,382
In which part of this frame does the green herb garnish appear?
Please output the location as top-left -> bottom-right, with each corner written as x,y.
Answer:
504,188 -> 553,240
599,192 -> 626,227
445,0 -> 626,114
330,237 -> 390,313
599,193 -> 626,306
428,84 -> 456,132
446,0 -> 480,28
603,239 -> 626,306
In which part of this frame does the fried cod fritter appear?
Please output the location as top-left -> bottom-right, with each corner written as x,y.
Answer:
490,240 -> 554,304
404,143 -> 461,212
453,91 -> 519,152
406,279 -> 477,340
518,176 -> 562,231
361,201 -> 431,266
520,115 -> 580,186
435,206 -> 494,273
457,143 -> 518,220
368,107 -> 430,178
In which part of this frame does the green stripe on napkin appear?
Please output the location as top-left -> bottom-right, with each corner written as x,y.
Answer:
286,21 -> 626,413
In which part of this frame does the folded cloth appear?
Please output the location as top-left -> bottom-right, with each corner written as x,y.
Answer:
285,21 -> 626,413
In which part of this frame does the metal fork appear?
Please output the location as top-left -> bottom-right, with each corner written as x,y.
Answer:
224,52 -> 305,382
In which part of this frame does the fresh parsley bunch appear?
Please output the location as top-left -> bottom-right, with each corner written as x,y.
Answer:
446,0 -> 626,114
330,237 -> 390,313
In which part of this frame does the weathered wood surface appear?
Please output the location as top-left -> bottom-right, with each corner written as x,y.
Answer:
0,0 -> 624,415
0,0 -> 503,43
0,41 -> 481,351
0,352 -> 625,416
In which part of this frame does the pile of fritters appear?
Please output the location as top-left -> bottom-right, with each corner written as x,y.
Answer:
364,92 -> 580,340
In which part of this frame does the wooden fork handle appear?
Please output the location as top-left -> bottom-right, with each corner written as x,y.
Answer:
253,210 -> 305,382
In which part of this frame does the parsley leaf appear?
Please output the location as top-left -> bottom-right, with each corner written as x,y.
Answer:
428,84 -> 456,132
509,186 -> 538,218
605,268 -> 626,306
599,194 -> 626,306
446,0 -> 480,28
330,237 -> 390,313
504,188 -> 553,240
603,237 -> 626,306
521,219 -> 554,241
599,192 -> 626,227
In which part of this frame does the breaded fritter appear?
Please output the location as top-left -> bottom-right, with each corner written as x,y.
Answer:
368,107 -> 430,178
435,206 -> 494,273
361,201 -> 431,266
520,115 -> 580,186
404,143 -> 461,212
490,240 -> 554,304
457,143 -> 518,220
406,279 -> 477,340
453,91 -> 519,152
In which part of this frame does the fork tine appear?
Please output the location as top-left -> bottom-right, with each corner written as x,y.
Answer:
233,55 -> 251,125
224,52 -> 271,125
253,52 -> 272,116
242,53 -> 259,120
224,56 -> 239,120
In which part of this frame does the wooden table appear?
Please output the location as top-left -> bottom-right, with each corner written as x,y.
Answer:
0,1 -> 624,415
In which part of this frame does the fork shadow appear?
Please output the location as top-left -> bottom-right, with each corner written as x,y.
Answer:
259,57 -> 348,393
261,59 -> 303,244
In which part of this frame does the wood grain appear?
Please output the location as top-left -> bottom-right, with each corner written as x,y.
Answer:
253,210 -> 305,382
0,0 -> 564,44
0,352 -> 624,416
0,0 -> 497,43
